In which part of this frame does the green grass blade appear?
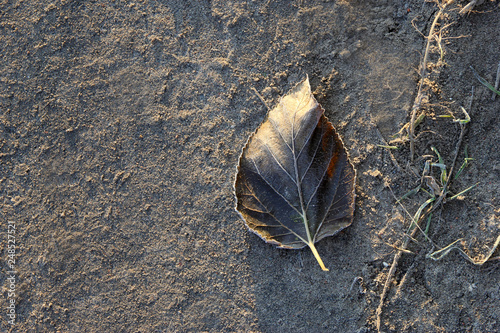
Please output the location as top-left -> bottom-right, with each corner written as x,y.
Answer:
470,66 -> 500,96
413,113 -> 425,129
420,187 -> 435,198
431,146 -> 447,185
454,106 -> 470,125
454,158 -> 474,180
449,183 -> 478,200
396,186 -> 421,203
430,163 -> 446,170
424,213 -> 432,236
408,197 -> 435,232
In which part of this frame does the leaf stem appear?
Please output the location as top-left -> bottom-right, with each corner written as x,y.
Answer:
308,242 -> 329,271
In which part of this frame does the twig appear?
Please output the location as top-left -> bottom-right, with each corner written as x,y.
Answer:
410,3 -> 448,162
252,87 -> 270,111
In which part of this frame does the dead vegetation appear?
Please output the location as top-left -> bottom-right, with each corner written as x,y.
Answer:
375,1 -> 500,331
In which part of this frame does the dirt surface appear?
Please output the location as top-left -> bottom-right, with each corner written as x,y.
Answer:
1,0 -> 499,332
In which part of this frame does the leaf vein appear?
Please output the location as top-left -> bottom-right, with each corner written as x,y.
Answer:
250,158 -> 302,216
259,139 -> 296,184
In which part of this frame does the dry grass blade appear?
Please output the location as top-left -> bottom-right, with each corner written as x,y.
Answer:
428,234 -> 500,265
493,62 -> 500,100
459,0 -> 485,16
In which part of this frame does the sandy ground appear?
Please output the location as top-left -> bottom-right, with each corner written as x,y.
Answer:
1,0 -> 499,332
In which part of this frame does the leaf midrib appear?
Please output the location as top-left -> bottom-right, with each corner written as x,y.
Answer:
290,88 -> 314,247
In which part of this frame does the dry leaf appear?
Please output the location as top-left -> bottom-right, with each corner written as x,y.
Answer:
234,76 -> 356,271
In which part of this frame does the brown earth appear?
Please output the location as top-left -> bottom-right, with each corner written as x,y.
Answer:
1,0 -> 499,332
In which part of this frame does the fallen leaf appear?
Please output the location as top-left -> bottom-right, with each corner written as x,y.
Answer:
234,76 -> 356,271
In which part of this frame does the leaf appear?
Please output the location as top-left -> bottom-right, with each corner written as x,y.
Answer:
234,76 -> 356,271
